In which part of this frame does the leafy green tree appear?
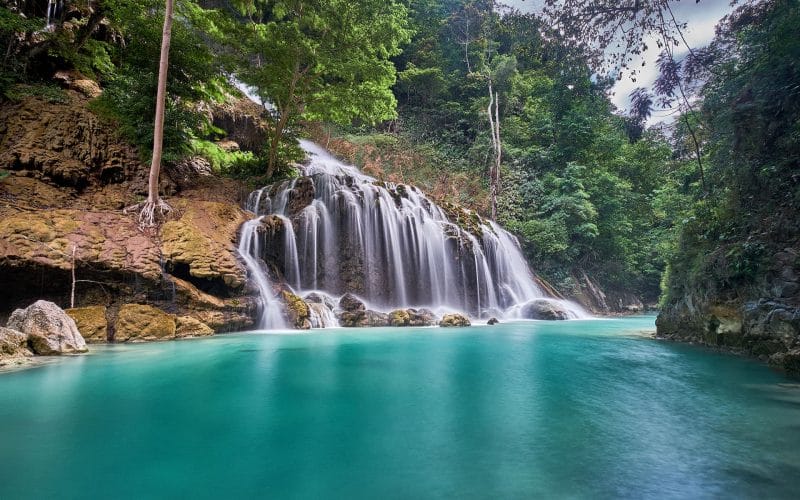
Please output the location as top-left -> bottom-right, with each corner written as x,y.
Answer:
231,0 -> 411,178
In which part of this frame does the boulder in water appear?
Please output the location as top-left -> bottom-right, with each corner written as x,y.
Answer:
487,317 -> 499,325
7,300 -> 88,355
389,308 -> 437,327
439,314 -> 471,327
365,310 -> 390,327
305,292 -> 336,311
66,306 -> 108,343
520,299 -> 571,321
281,290 -> 312,330
339,293 -> 366,312
409,308 -> 437,326
389,309 -> 411,327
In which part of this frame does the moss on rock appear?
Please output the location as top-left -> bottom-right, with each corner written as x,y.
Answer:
281,290 -> 311,330
115,304 -> 176,342
66,306 -> 108,343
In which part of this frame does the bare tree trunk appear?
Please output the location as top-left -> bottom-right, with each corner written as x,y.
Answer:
125,0 -> 174,228
148,0 -> 174,204
486,81 -> 502,221
70,245 -> 76,309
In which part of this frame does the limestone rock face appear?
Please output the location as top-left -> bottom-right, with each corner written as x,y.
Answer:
520,299 -> 571,321
439,314 -> 471,327
161,200 -> 248,290
7,300 -> 88,355
66,306 -> 108,343
0,95 -> 142,189
115,304 -> 176,342
0,327 -> 31,358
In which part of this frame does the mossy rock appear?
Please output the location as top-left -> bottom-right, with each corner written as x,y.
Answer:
115,304 -> 176,342
389,309 -> 411,327
66,306 -> 108,343
281,290 -> 311,330
439,313 -> 471,327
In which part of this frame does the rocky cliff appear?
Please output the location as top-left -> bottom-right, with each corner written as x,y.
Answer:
657,245 -> 800,376
0,90 -> 256,340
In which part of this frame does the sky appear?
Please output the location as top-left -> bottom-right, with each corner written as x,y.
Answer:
502,0 -> 734,124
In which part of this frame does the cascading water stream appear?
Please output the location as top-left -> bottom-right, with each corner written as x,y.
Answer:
238,140 -> 586,329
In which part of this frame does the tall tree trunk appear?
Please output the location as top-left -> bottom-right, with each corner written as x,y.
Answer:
126,0 -> 174,228
148,0 -> 174,204
487,81 -> 502,221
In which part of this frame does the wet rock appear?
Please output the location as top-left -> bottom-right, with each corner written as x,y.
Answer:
389,309 -> 411,327
439,314 -> 471,327
175,316 -> 214,337
305,292 -> 336,311
365,310 -> 390,327
769,348 -> 800,377
409,308 -> 437,326
65,306 -> 108,343
115,304 -> 176,342
281,290 -> 311,330
7,300 -> 88,355
339,293 -> 366,313
487,317 -> 499,325
389,308 -> 437,327
520,299 -> 571,321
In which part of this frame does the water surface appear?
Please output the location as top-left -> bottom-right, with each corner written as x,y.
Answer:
1,317 -> 798,499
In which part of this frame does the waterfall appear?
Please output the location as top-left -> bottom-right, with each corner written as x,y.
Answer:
237,216 -> 287,330
237,140 -> 586,328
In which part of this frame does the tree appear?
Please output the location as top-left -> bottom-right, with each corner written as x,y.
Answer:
233,0 -> 411,178
124,0 -> 174,227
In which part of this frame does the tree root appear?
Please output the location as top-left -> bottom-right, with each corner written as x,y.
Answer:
124,198 -> 173,229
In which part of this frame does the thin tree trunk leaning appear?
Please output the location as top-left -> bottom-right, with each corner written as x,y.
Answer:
486,81 -> 501,221
125,0 -> 174,228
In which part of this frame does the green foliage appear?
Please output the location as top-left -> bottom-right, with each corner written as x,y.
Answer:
230,0 -> 411,176
91,0 -> 228,162
4,83 -> 69,103
660,0 -> 800,307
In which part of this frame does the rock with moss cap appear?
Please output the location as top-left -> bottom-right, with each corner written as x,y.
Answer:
439,313 -> 471,327
282,290 -> 311,330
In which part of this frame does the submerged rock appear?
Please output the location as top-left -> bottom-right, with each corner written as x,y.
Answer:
520,299 -> 571,321
66,306 -> 108,343
7,300 -> 88,355
439,314 -> 471,327
115,304 -> 176,342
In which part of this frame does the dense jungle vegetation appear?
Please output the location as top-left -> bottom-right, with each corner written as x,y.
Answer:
1,0 -> 798,307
